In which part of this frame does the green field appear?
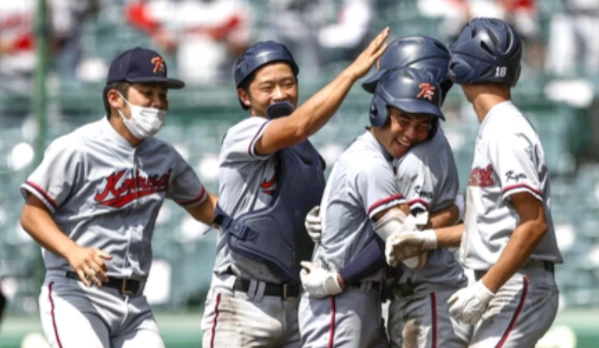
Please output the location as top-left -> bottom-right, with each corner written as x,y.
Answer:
1,309 -> 598,348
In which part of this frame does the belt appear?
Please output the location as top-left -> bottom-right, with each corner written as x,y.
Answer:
233,277 -> 301,300
346,281 -> 382,292
474,260 -> 555,281
388,282 -> 415,298
66,271 -> 143,296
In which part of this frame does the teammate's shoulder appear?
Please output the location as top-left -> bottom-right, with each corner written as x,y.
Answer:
230,116 -> 268,132
47,119 -> 103,149
223,116 -> 269,142
144,136 -> 179,154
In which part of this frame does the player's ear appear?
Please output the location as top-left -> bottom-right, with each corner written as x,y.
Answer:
107,88 -> 125,110
237,88 -> 251,108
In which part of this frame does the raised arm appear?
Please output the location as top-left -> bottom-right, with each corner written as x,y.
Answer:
255,28 -> 390,155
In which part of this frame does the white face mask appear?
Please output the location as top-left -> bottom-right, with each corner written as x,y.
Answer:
117,93 -> 167,139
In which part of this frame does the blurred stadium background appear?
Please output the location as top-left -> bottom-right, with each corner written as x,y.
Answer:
1,0 -> 599,347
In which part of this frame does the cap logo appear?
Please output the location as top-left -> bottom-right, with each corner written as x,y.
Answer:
151,56 -> 165,74
417,83 -> 435,101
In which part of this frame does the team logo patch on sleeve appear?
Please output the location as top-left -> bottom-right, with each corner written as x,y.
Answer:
468,164 -> 494,187
417,83 -> 435,101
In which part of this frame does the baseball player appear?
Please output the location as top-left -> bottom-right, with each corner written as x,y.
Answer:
386,18 -> 563,347
365,36 -> 471,348
19,47 -> 218,348
302,36 -> 472,348
200,28 -> 390,348
298,67 -> 445,348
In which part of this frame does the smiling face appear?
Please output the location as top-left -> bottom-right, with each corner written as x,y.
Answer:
237,62 -> 299,117
372,106 -> 433,158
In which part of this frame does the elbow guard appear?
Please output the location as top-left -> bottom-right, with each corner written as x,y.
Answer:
373,208 -> 409,241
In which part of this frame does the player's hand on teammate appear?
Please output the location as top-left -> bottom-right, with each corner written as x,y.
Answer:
66,245 -> 112,287
305,206 -> 322,243
384,228 -> 437,267
299,261 -> 343,298
344,27 -> 390,81
447,280 -> 495,325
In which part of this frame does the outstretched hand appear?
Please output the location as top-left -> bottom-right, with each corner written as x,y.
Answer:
344,27 -> 390,80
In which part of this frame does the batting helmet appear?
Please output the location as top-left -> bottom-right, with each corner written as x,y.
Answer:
233,41 -> 299,109
362,36 -> 453,103
448,18 -> 522,87
369,67 -> 444,131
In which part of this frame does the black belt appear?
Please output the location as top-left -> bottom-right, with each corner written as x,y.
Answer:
388,282 -> 415,297
233,277 -> 301,299
474,261 -> 555,281
346,281 -> 382,292
66,271 -> 143,295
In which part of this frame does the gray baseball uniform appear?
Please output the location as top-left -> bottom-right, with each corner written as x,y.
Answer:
461,101 -> 563,347
387,128 -> 471,348
22,117 -> 208,348
201,117 -> 301,348
299,131 -> 405,348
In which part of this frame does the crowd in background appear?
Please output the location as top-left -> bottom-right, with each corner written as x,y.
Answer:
1,0 -> 598,93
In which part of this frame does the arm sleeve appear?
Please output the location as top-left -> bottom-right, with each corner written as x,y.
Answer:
491,133 -> 544,202
395,154 -> 436,213
338,236 -> 386,284
19,136 -> 84,213
221,117 -> 273,164
356,158 -> 405,219
167,147 -> 208,207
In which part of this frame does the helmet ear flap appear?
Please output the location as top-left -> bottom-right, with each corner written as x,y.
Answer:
369,94 -> 389,128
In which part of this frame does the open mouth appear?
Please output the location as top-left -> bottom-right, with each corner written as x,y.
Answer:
396,138 -> 411,148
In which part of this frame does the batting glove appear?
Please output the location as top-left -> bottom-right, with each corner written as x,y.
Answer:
447,280 -> 495,325
384,229 -> 437,267
299,261 -> 343,298
304,206 -> 322,243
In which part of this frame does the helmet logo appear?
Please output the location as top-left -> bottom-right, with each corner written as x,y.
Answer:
417,83 -> 435,101
151,57 -> 165,74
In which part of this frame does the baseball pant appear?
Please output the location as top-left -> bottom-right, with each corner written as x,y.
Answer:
39,271 -> 163,348
299,285 -> 389,348
387,287 -> 472,348
201,273 -> 301,348
469,262 -> 559,348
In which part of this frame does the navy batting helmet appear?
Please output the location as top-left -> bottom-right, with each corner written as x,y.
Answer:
369,67 -> 444,131
448,18 -> 522,87
362,36 -> 453,103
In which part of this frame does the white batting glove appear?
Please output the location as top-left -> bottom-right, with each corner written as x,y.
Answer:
299,261 -> 343,298
447,280 -> 495,325
384,229 -> 437,267
304,206 -> 322,243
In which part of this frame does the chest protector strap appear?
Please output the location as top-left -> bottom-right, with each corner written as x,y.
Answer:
214,140 -> 325,282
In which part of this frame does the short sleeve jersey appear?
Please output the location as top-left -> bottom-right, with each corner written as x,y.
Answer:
393,129 -> 466,288
460,101 -> 564,270
312,131 -> 406,282
20,117 -> 207,279
212,117 -> 284,282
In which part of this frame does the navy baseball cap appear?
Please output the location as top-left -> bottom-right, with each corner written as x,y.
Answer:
106,47 -> 184,89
